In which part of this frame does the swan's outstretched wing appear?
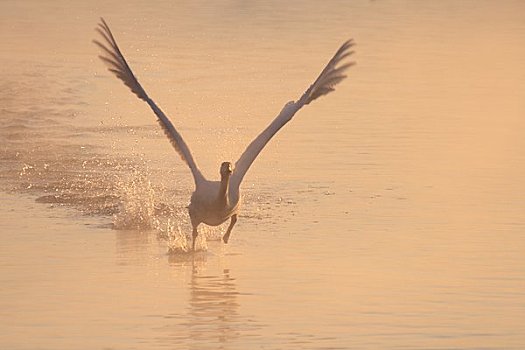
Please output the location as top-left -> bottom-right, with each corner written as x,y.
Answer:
93,18 -> 204,185
230,40 -> 355,188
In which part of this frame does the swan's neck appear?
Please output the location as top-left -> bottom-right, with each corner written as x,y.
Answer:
218,174 -> 230,206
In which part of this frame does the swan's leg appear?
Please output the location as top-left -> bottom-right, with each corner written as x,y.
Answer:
192,226 -> 199,251
222,214 -> 237,244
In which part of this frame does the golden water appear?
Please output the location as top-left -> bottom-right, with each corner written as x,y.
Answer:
1,1 -> 524,349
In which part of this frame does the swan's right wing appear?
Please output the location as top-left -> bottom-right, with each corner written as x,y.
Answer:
231,40 -> 355,189
93,18 -> 204,185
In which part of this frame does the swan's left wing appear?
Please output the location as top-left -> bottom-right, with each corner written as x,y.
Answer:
230,40 -> 355,188
93,18 -> 205,185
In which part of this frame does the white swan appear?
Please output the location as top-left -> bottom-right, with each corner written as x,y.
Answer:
94,18 -> 354,250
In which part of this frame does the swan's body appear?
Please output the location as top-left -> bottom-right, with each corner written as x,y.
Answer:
94,18 -> 354,250
189,165 -> 240,239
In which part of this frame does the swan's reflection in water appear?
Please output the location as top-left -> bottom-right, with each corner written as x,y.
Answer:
113,229 -> 261,347
166,251 -> 261,349
189,268 -> 240,344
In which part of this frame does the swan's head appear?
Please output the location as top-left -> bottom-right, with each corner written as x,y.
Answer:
220,162 -> 233,177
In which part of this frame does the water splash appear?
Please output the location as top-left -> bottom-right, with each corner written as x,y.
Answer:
112,169 -> 156,230
161,219 -> 209,254
166,222 -> 190,253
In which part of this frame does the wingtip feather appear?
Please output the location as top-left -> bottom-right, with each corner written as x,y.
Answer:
299,39 -> 355,105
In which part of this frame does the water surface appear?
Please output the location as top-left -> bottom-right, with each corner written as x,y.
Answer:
1,1 -> 525,349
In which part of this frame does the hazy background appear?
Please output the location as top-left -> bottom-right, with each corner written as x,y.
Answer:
1,1 -> 524,349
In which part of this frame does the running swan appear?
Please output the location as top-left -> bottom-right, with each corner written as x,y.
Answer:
94,18 -> 355,250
